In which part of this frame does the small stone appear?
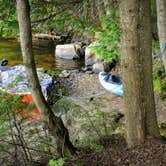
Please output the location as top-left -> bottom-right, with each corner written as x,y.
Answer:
85,70 -> 94,74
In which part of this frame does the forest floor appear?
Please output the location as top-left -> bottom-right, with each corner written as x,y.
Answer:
73,136 -> 166,166
53,70 -> 166,166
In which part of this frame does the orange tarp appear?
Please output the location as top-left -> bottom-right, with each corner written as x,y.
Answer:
18,94 -> 41,120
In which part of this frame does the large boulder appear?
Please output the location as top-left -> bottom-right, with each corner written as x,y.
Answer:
92,61 -> 111,74
85,43 -> 118,73
92,62 -> 104,73
85,43 -> 99,66
55,43 -> 82,60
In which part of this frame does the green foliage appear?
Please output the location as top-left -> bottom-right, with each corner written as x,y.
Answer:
151,0 -> 157,17
49,158 -> 65,166
159,123 -> 166,140
0,92 -> 22,112
152,40 -> 166,98
153,61 -> 166,99
46,12 -> 73,33
0,91 -> 59,164
79,107 -> 124,152
30,0 -> 93,35
46,11 -> 90,33
80,108 -> 123,147
0,92 -> 35,121
152,40 -> 160,55
47,70 -> 62,79
53,98 -> 80,114
53,98 -> 124,150
0,92 -> 22,146
0,0 -> 91,37
154,78 -> 166,99
91,16 -> 120,62
0,0 -> 18,37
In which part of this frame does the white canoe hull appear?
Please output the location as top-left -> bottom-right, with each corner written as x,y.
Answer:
99,72 -> 123,96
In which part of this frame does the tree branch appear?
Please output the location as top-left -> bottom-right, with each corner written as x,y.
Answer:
31,0 -> 84,7
31,0 -> 85,24
31,6 -> 69,24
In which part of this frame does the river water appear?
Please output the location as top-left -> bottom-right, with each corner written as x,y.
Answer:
0,38 -> 84,70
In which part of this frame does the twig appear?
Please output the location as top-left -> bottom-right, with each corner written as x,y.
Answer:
62,131 -> 67,157
7,111 -> 18,163
13,113 -> 32,162
0,138 -> 52,155
31,0 -> 83,7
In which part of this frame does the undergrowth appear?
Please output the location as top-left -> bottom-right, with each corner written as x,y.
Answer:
152,40 -> 166,99
0,92 -> 56,165
53,98 -> 124,148
91,16 -> 120,63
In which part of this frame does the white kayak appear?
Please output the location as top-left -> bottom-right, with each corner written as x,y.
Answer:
99,71 -> 123,96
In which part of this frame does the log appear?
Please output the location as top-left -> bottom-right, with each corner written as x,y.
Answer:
33,33 -> 61,41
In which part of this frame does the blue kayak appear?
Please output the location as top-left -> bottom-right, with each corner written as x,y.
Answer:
99,71 -> 123,96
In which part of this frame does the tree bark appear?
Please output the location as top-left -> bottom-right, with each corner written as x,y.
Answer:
120,0 -> 160,147
156,0 -> 166,71
16,0 -> 76,156
97,0 -> 106,18
140,0 -> 159,138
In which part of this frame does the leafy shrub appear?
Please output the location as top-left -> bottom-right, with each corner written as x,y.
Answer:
153,60 -> 166,98
49,158 -> 65,166
152,40 -> 160,55
152,39 -> 166,98
91,16 -> 120,62
52,98 -> 80,114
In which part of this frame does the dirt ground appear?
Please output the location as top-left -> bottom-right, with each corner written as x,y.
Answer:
60,71 -> 166,124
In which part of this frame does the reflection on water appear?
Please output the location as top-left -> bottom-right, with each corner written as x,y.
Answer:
0,39 -> 84,70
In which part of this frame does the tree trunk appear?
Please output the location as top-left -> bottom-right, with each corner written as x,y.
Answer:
120,0 -> 160,147
97,0 -> 106,18
140,0 -> 159,138
156,0 -> 166,71
16,0 -> 76,156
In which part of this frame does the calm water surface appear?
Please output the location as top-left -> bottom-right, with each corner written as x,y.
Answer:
0,39 -> 84,70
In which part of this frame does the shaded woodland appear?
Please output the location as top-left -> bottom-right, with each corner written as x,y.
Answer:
0,0 -> 165,165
